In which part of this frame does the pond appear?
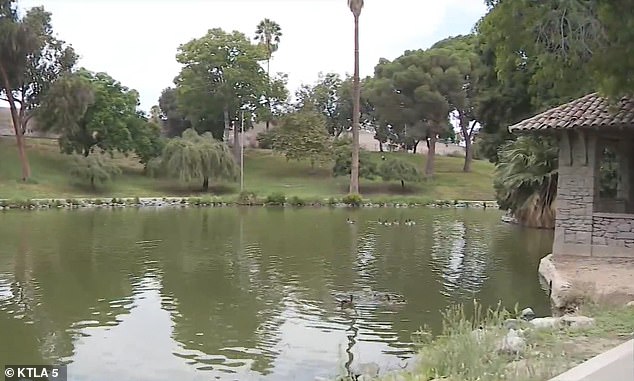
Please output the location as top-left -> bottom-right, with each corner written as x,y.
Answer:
0,207 -> 553,381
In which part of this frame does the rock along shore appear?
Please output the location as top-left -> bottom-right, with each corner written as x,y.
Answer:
0,197 -> 499,211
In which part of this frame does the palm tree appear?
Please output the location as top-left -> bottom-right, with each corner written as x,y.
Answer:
348,0 -> 364,195
494,136 -> 558,228
255,18 -> 282,131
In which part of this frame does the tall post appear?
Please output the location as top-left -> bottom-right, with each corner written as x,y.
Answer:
348,0 -> 363,195
240,111 -> 245,192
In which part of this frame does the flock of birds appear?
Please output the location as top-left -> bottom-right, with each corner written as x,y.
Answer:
346,218 -> 417,226
337,292 -> 407,310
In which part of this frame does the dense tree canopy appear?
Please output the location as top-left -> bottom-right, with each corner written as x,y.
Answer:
37,69 -> 160,162
174,28 -> 269,162
0,0 -> 77,179
267,109 -> 332,167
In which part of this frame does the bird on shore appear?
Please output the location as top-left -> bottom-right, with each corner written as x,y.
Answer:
346,218 -> 355,224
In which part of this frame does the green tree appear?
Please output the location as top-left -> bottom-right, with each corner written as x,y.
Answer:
269,110 -> 332,167
161,128 -> 237,191
254,18 -> 282,80
0,1 -> 77,180
69,155 -> 121,189
254,18 -> 283,131
129,115 -> 164,169
494,136 -> 558,228
368,50 -> 454,178
430,35 -> 483,172
378,158 -> 421,189
37,69 -> 145,158
158,87 -> 192,138
175,28 -> 268,163
332,137 -> 377,179
295,73 -> 350,137
254,72 -> 289,128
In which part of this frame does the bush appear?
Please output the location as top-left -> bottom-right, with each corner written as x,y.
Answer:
237,190 -> 258,205
256,130 -> 275,149
378,158 -> 421,189
327,197 -> 337,207
265,192 -> 286,206
332,137 -> 378,179
288,195 -> 306,207
342,193 -> 363,207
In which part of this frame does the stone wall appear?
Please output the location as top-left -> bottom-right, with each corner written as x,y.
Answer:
591,213 -> 634,257
553,130 -> 598,256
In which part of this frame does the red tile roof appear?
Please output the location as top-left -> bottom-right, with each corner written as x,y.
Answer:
508,93 -> 634,132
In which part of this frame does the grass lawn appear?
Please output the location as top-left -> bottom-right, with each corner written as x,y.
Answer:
0,137 -> 495,200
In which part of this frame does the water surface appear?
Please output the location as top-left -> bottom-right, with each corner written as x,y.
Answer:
0,207 -> 553,380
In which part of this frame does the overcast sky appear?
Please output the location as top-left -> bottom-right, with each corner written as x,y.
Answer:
14,0 -> 486,112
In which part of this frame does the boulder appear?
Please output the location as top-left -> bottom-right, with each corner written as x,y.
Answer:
504,318 -> 526,330
626,301 -> 634,308
498,328 -> 525,355
561,315 -> 595,328
520,307 -> 536,321
529,317 -> 561,329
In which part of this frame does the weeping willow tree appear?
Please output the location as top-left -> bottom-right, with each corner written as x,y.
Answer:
494,136 -> 558,228
161,129 -> 237,191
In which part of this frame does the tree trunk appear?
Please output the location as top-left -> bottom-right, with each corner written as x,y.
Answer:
202,177 -> 209,192
425,134 -> 437,178
349,14 -> 361,195
401,179 -> 405,189
0,63 -> 31,181
90,175 -> 95,189
223,106 -> 231,142
379,141 -> 384,152
233,119 -> 241,164
266,58 -> 271,131
413,140 -> 419,153
460,113 -> 474,173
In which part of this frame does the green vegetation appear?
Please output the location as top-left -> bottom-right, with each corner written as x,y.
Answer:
0,137 -> 494,200
375,302 -> 634,381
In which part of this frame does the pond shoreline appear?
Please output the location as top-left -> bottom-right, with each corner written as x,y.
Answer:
0,196 -> 499,211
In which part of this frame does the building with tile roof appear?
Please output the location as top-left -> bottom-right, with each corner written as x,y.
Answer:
509,93 -> 634,258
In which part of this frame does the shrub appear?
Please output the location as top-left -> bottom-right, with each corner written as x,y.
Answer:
332,137 -> 378,179
327,197 -> 337,207
256,130 -> 275,149
288,195 -> 306,207
238,190 -> 258,205
265,192 -> 286,206
342,193 -> 363,207
378,158 -> 421,189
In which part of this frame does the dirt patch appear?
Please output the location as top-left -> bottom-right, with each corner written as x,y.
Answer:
552,256 -> 634,305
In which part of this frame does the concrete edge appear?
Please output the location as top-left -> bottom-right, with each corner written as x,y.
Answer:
538,254 -> 573,309
548,339 -> 633,381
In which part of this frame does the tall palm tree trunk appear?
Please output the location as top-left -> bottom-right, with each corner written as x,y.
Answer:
349,14 -> 360,195
266,58 -> 271,131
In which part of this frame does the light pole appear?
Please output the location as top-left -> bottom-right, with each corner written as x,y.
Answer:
240,110 -> 245,192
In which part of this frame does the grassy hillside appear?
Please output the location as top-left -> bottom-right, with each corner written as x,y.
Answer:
0,137 -> 495,200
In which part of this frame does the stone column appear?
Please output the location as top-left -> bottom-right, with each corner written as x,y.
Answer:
553,129 -> 598,256
622,138 -> 634,213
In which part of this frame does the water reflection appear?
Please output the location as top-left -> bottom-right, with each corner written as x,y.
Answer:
0,208 -> 552,380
